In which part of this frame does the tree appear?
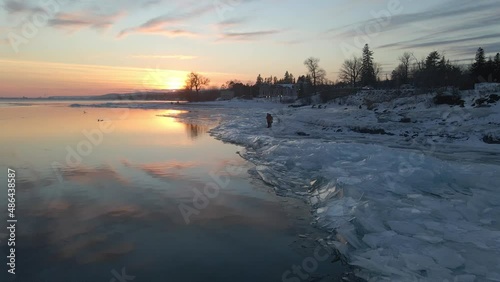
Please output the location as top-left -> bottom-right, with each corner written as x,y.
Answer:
412,51 -> 464,88
495,53 -> 500,82
485,57 -> 495,82
423,51 -> 441,88
304,57 -> 326,87
296,75 -> 312,99
256,74 -> 263,85
361,44 -> 376,86
339,56 -> 362,87
374,62 -> 382,81
185,72 -> 210,93
470,47 -> 487,82
282,71 -> 294,84
397,52 -> 412,84
425,51 -> 441,69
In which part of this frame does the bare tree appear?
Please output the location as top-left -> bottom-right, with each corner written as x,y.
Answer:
374,62 -> 383,81
398,52 -> 413,84
304,57 -> 326,87
339,56 -> 362,87
185,72 -> 210,93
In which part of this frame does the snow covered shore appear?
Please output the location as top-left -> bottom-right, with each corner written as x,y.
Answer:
72,89 -> 500,281
200,91 -> 500,281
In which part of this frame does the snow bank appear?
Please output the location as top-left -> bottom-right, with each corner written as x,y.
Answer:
206,91 -> 500,281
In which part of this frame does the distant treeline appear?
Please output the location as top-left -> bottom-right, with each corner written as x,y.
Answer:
180,45 -> 500,103
338,45 -> 500,89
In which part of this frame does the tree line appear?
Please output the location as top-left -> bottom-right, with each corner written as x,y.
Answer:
182,45 -> 500,101
340,45 -> 500,89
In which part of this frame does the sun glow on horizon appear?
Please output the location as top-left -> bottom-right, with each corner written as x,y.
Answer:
165,76 -> 185,90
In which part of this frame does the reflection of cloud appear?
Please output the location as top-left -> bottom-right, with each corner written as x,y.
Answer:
42,202 -> 141,261
122,159 -> 199,181
77,242 -> 135,264
60,165 -> 130,185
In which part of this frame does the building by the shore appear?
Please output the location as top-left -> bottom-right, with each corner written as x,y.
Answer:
258,83 -> 298,102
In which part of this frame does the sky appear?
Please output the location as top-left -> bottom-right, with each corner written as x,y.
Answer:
0,0 -> 499,97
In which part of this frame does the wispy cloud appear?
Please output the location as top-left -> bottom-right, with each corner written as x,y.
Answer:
49,11 -> 125,32
218,30 -> 282,41
378,32 -> 500,50
117,5 -> 213,38
216,18 -> 247,29
328,0 -> 500,45
1,0 -> 45,14
131,54 -> 198,60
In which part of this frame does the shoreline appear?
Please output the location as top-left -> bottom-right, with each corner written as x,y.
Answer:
186,93 -> 500,281
26,95 -> 500,281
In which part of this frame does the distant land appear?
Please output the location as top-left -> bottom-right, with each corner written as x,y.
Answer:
0,90 -> 185,101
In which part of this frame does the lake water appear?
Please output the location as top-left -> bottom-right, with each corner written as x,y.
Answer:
0,101 -> 350,282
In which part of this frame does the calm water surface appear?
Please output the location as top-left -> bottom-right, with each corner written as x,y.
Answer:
0,102 -> 345,282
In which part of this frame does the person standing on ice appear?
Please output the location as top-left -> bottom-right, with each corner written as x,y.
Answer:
266,113 -> 273,128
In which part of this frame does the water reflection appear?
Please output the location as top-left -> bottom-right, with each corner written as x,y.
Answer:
0,102 -> 344,282
185,123 -> 209,139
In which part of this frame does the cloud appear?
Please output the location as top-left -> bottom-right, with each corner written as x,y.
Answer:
131,55 -> 198,60
216,18 -> 247,29
48,11 -> 124,31
1,0 -> 45,14
328,0 -> 500,40
218,30 -> 281,41
378,32 -> 500,50
117,4 -> 213,38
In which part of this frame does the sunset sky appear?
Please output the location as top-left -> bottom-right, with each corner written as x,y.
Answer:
0,0 -> 499,97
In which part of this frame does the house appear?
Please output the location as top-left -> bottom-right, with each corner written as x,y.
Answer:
259,83 -> 298,102
219,90 -> 235,100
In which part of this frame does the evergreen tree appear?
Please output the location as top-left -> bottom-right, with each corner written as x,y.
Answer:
297,75 -> 312,99
425,51 -> 441,69
279,71 -> 294,84
361,44 -> 376,86
256,74 -> 263,85
494,53 -> 500,82
284,71 -> 290,83
470,47 -> 487,82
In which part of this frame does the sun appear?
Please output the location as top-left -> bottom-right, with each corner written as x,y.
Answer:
165,77 -> 184,90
